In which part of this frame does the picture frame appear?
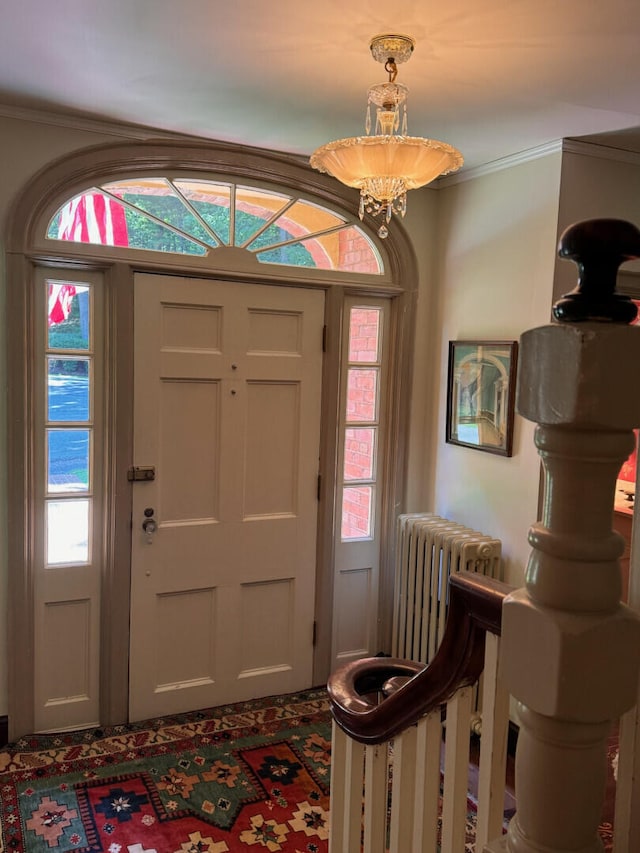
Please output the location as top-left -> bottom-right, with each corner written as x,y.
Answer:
446,340 -> 518,457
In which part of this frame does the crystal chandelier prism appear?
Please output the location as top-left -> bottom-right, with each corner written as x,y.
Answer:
310,34 -> 463,238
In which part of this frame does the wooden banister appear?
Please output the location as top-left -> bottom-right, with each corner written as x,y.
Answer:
327,571 -> 512,744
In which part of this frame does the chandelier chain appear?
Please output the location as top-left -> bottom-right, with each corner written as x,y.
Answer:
385,59 -> 398,83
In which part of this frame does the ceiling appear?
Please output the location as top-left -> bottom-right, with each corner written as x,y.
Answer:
2,0 -> 640,173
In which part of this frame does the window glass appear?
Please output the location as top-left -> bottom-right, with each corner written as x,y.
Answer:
262,229 -> 381,274
45,277 -> 94,568
341,486 -> 373,540
47,358 -> 90,422
46,180 -> 384,274
47,429 -> 90,493
348,308 -> 381,362
174,180 -> 231,245
104,179 -> 218,247
340,303 -> 385,542
49,190 -> 208,255
46,499 -> 90,565
235,186 -> 290,245
255,241 -> 317,268
48,284 -> 90,350
249,199 -> 345,248
123,211 -> 208,255
346,369 -> 378,423
47,191 -> 128,246
343,428 -> 376,481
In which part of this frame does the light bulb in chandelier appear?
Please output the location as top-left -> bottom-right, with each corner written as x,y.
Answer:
310,34 -> 463,238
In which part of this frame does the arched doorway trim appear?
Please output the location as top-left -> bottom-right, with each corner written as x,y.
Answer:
7,138 -> 418,289
5,138 -> 418,737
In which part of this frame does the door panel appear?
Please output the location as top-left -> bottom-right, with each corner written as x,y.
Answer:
129,274 -> 324,721
159,380 -> 221,521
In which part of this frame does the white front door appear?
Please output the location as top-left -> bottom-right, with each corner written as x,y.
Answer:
129,273 -> 324,721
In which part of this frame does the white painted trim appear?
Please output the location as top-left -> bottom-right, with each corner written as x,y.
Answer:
0,101 -> 310,167
436,137 -> 640,188
436,140 -> 563,187
0,101 -> 181,141
3,100 -> 639,186
561,138 -> 640,166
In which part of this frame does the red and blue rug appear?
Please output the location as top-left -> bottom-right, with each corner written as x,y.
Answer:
0,689 -> 331,853
0,689 -> 617,852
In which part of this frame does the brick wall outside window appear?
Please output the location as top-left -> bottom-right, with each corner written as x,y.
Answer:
341,307 -> 381,540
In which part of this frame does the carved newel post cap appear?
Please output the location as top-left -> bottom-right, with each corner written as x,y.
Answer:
553,218 -> 640,323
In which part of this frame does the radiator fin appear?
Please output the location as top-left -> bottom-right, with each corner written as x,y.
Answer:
392,513 -> 502,663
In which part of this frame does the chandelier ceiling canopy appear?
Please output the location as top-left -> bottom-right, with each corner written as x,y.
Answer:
310,34 -> 463,238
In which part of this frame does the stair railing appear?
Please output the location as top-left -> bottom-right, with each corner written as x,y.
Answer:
489,219 -> 640,853
328,571 -> 512,853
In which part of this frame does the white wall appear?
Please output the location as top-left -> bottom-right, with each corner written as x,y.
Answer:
554,148 -> 640,302
427,154 -> 563,587
400,187 -> 440,510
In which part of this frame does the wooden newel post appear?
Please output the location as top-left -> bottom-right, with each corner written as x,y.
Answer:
488,220 -> 640,853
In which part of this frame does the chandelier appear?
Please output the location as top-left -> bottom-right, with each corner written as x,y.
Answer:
310,34 -> 463,238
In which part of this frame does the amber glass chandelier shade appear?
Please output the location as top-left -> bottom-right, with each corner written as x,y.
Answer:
310,135 -> 463,201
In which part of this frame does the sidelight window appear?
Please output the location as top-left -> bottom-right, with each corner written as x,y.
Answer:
45,281 -> 93,565
340,305 -> 385,541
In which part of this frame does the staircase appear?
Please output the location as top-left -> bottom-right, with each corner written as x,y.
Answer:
326,219 -> 640,852
328,572 -> 511,852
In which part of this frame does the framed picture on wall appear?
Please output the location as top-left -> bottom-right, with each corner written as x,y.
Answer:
446,340 -> 518,456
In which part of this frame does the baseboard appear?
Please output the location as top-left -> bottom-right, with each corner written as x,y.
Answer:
0,716 -> 7,748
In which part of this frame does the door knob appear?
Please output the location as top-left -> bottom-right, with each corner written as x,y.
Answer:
142,517 -> 157,543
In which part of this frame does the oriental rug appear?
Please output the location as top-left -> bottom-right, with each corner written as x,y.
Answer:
0,688 -> 616,853
0,689 -> 332,853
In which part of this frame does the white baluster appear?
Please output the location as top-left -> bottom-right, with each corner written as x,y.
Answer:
412,712 -> 444,851
329,722 -> 364,853
363,743 -> 388,853
441,685 -> 474,852
388,725 -> 417,853
476,632 -> 510,849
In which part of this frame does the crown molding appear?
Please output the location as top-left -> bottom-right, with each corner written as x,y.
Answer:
436,136 -> 640,188
4,100 -> 639,188
0,101 -> 184,140
0,101 -> 314,173
435,140 -> 563,188
561,138 -> 640,166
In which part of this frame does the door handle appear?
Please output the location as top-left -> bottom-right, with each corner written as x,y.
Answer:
142,516 -> 157,543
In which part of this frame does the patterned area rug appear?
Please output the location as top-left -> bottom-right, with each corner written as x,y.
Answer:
0,690 -> 617,853
0,689 -> 332,853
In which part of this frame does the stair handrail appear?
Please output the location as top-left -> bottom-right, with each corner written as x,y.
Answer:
327,571 -> 512,744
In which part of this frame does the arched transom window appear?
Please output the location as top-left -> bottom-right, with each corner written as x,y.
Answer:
46,178 -> 383,274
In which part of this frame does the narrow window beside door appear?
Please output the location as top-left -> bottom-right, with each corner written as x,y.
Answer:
46,282 -> 93,565
33,272 -> 103,733
341,307 -> 383,541
331,300 -> 389,669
